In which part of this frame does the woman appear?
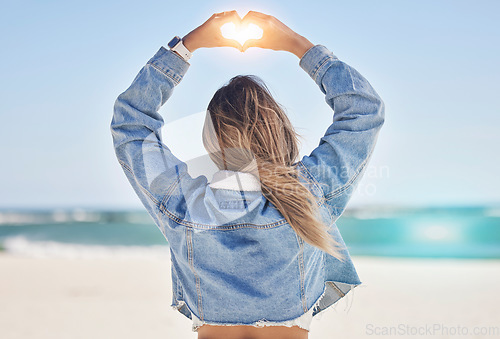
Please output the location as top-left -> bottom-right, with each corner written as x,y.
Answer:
111,10 -> 385,339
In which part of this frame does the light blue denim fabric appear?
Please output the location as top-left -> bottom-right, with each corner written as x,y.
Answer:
110,44 -> 385,327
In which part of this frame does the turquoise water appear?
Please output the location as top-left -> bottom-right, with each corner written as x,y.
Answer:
338,206 -> 500,259
0,206 -> 499,258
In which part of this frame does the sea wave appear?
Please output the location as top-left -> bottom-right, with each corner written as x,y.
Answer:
343,207 -> 408,219
0,209 -> 154,226
1,235 -> 170,259
484,208 -> 500,218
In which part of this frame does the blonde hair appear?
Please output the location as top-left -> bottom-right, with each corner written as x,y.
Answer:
202,75 -> 345,261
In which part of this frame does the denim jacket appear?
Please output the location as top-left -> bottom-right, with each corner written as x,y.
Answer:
110,44 -> 385,329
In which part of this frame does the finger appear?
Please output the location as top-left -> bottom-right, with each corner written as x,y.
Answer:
241,10 -> 268,21
241,38 -> 261,52
227,10 -> 242,27
216,10 -> 231,16
240,12 -> 267,29
222,38 -> 243,52
215,10 -> 242,29
219,10 -> 241,21
243,10 -> 268,19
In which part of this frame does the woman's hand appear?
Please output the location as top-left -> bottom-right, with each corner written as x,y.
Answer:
182,11 -> 243,52
239,11 -> 314,59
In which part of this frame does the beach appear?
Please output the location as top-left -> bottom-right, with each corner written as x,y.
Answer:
1,253 -> 498,339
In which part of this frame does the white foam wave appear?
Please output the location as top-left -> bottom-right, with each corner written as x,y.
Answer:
1,236 -> 170,260
0,209 -> 155,226
0,209 -> 102,225
346,209 -> 399,220
484,208 -> 500,218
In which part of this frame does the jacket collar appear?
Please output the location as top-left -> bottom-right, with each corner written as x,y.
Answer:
209,170 -> 261,191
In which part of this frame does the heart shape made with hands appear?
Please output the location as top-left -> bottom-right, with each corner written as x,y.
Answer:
220,22 -> 263,47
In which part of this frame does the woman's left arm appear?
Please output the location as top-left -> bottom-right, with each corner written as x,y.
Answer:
110,11 -> 242,229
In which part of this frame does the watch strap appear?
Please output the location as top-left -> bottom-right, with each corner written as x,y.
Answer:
170,36 -> 192,61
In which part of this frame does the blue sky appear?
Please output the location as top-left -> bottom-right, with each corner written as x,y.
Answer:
0,0 -> 499,209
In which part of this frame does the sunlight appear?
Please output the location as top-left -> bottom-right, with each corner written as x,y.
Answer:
220,22 -> 263,46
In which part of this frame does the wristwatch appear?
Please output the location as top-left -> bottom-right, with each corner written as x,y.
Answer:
167,36 -> 192,62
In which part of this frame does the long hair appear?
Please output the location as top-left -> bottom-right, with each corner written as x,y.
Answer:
202,75 -> 345,261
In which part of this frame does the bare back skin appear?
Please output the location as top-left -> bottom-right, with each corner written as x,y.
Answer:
197,324 -> 308,339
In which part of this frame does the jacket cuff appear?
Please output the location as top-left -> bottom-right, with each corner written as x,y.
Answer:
299,45 -> 339,88
146,46 -> 190,86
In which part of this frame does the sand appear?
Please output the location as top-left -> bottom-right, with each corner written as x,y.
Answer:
1,253 -> 499,339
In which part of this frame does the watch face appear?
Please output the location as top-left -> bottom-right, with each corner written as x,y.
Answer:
168,36 -> 181,49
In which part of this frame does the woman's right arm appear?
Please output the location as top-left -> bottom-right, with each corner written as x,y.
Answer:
242,11 -> 385,218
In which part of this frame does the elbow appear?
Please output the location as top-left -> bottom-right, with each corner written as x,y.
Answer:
379,98 -> 385,122
374,96 -> 385,128
110,97 -> 126,149
110,109 -> 119,142
110,97 -> 120,130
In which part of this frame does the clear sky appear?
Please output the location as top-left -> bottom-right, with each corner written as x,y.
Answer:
1,0 -> 499,210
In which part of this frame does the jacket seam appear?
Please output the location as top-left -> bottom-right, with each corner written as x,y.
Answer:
118,160 -> 159,205
147,62 -> 180,85
297,236 -> 308,313
159,171 -> 189,209
328,281 -> 346,298
159,204 -> 289,229
312,55 -> 336,83
297,161 -> 327,207
170,255 -> 180,299
186,227 -> 204,320
324,140 -> 376,201
118,159 -> 133,173
297,161 -> 322,193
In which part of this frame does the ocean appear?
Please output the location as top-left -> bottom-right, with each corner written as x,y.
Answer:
0,206 -> 499,259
